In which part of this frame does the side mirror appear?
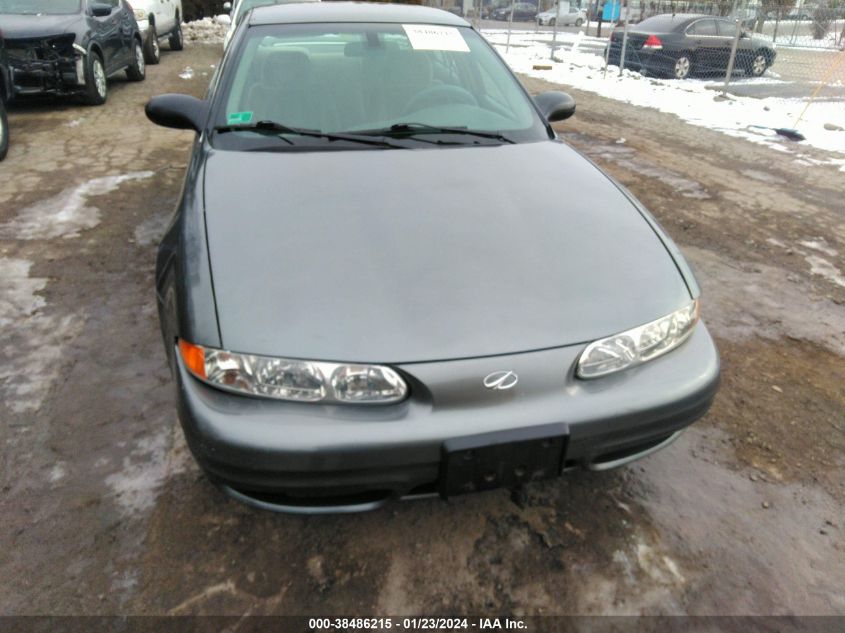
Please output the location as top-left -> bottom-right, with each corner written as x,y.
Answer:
534,91 -> 576,122
146,94 -> 209,132
223,1 -> 232,12
90,3 -> 113,17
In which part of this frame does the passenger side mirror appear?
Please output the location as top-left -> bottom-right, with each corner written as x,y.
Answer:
223,1 -> 232,12
534,91 -> 576,122
90,3 -> 114,17
146,94 -> 209,132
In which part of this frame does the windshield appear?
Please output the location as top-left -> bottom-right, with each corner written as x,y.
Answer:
0,0 -> 80,14
213,22 -> 547,150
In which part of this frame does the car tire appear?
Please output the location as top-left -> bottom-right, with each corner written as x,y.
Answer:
0,100 -> 8,162
748,51 -> 768,76
575,17 -> 584,26
143,23 -> 161,65
673,53 -> 693,79
549,17 -> 556,25
169,16 -> 184,51
82,51 -> 108,106
125,38 -> 146,82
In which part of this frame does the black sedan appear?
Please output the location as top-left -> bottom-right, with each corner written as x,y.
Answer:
606,13 -> 777,79
0,0 -> 145,105
146,2 -> 719,513
491,2 -> 538,21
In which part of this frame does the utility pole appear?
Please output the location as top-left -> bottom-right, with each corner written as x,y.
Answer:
618,0 -> 631,76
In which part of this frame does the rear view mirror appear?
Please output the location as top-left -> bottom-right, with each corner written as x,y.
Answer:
534,91 -> 576,122
146,94 -> 209,132
90,3 -> 113,17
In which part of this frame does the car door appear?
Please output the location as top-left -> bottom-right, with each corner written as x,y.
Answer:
716,19 -> 744,70
89,0 -> 124,72
157,0 -> 176,36
685,18 -> 721,73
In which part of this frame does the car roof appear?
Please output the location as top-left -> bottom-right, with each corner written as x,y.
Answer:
248,1 -> 470,27
635,13 -> 724,30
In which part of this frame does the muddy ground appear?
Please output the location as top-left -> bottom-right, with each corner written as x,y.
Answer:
0,43 -> 843,618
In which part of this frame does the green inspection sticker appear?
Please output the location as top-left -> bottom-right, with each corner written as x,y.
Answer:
227,111 -> 253,124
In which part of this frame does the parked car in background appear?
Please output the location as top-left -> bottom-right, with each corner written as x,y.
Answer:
146,2 -> 718,513
223,0 -> 320,49
128,0 -> 183,64
606,13 -> 776,79
537,5 -> 586,26
0,0 -> 146,105
491,2 -> 537,20
0,37 -> 9,160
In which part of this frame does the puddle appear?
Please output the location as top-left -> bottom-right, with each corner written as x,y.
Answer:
568,136 -> 711,199
684,246 -> 845,355
0,172 -> 154,240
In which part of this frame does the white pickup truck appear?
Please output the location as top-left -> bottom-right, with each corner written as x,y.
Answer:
130,0 -> 185,64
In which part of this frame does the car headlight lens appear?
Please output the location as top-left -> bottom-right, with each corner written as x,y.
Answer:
178,340 -> 408,404
577,300 -> 700,379
134,8 -> 147,20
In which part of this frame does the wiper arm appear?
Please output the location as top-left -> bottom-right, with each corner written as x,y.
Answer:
213,121 -> 404,148
356,122 -> 516,144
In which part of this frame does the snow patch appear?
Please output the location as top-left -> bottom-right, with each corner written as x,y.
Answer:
805,254 -> 845,288
0,258 -> 83,413
183,17 -> 229,44
133,213 -> 171,247
0,172 -> 154,240
105,424 -> 190,517
179,67 -> 195,80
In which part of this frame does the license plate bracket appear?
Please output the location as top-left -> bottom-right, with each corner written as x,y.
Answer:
439,423 -> 568,499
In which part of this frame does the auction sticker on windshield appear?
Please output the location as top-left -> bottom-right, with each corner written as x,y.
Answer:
403,24 -> 470,52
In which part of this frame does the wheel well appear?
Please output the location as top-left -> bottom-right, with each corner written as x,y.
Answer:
89,44 -> 103,62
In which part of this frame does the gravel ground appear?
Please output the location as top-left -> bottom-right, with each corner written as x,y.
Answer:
0,42 -> 843,618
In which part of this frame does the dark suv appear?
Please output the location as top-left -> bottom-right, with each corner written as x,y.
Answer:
0,0 -> 145,106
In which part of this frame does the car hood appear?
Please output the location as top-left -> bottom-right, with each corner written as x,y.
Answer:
203,141 -> 691,363
0,14 -> 82,40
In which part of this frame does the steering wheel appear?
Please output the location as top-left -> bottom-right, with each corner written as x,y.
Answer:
403,85 -> 478,116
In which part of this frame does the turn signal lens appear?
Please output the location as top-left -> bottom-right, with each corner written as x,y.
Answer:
178,339 -> 207,379
577,300 -> 699,379
177,340 -> 407,405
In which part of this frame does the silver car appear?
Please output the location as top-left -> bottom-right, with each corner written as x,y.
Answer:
145,2 -> 720,513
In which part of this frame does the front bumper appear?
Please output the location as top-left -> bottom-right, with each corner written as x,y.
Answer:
6,39 -> 85,99
175,323 -> 720,511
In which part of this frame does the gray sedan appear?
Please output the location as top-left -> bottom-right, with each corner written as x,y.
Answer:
145,2 -> 719,513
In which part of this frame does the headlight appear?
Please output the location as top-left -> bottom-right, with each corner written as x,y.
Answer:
577,300 -> 700,379
134,8 -> 147,20
178,340 -> 408,404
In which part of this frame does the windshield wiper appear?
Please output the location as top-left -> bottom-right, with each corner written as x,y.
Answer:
213,120 -> 404,149
355,123 -> 516,144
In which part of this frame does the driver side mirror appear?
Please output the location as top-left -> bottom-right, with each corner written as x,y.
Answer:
146,94 -> 209,132
90,3 -> 114,17
223,1 -> 232,12
534,91 -> 576,122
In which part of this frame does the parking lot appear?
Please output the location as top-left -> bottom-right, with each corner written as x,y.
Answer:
0,39 -> 843,617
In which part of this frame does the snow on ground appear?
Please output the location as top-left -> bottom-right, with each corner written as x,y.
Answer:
183,16 -> 229,44
485,30 -> 845,164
